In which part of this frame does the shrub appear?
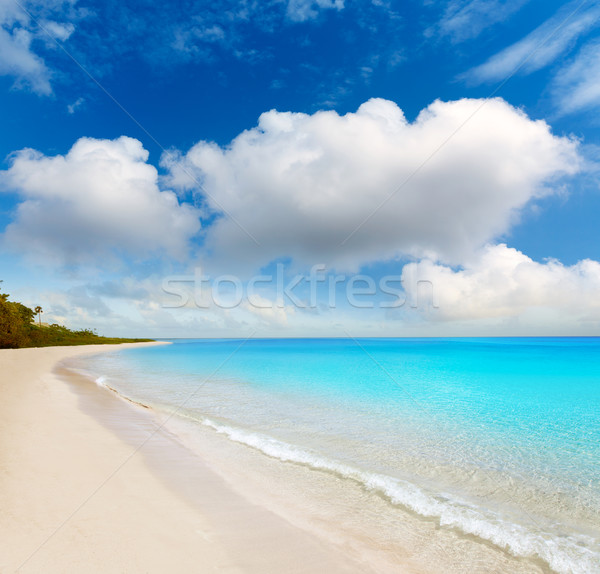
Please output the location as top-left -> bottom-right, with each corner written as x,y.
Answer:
0,286 -> 153,348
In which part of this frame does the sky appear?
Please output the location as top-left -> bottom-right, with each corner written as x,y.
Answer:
1,0 -> 600,337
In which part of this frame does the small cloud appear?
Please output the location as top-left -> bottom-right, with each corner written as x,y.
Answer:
360,66 -> 373,80
387,49 -> 405,69
196,25 -> 225,43
67,97 -> 85,114
286,0 -> 345,23
40,20 -> 75,43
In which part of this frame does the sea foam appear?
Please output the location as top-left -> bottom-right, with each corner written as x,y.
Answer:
192,415 -> 599,574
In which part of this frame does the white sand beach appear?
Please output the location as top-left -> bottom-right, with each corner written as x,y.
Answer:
0,344 -> 374,574
0,343 -> 554,574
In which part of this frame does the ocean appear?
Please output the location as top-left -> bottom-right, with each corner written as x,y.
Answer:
67,337 -> 600,573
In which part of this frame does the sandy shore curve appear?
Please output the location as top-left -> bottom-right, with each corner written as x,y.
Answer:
0,344 -> 372,574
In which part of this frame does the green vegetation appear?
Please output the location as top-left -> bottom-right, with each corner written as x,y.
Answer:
0,282 -> 154,349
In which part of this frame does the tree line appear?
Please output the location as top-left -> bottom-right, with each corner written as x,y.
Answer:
0,282 -> 153,348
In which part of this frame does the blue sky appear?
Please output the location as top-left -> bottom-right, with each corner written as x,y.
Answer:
1,0 -> 600,337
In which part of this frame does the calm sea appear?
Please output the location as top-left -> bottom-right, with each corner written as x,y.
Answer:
71,338 -> 600,573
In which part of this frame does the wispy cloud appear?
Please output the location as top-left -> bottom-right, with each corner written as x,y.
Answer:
465,0 -> 600,84
286,0 -> 344,23
87,0 -> 344,70
553,39 -> 600,115
429,0 -> 531,43
0,0 -> 80,95
67,96 -> 84,114
0,25 -> 51,94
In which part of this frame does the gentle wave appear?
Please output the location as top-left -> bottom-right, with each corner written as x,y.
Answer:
94,375 -> 107,387
68,365 -> 600,574
191,415 -> 598,574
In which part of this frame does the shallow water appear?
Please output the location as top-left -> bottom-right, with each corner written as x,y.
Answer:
71,337 -> 600,573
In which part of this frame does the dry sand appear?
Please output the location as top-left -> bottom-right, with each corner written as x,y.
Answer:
0,344 -> 374,574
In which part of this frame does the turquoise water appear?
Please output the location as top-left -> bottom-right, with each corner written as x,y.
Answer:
75,338 -> 600,573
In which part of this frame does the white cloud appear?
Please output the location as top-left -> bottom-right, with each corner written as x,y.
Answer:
553,40 -> 600,115
401,244 -> 600,328
67,96 -> 85,114
431,0 -> 531,43
166,0 -> 345,63
39,19 -> 74,42
286,0 -> 344,22
1,136 -> 201,266
465,1 -> 600,84
165,97 -> 578,273
0,0 -> 78,95
0,26 -> 51,94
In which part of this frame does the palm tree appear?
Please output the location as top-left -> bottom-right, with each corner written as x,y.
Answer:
34,306 -> 43,327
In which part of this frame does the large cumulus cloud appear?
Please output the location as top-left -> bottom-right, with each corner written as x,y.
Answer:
165,97 -> 579,272
1,136 -> 201,265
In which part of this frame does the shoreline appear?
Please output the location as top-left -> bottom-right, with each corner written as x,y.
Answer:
0,344 -> 376,573
59,345 -> 555,574
1,342 -> 567,573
